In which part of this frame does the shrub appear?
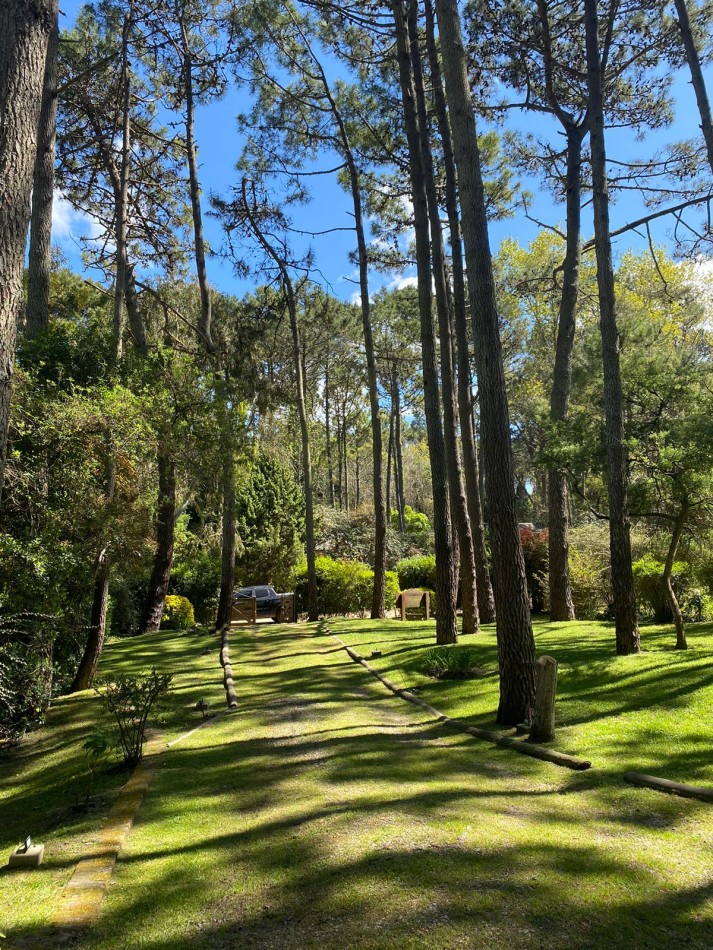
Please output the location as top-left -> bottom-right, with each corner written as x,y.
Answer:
160,594 -> 194,630
0,614 -> 54,746
633,555 -> 692,623
396,555 -> 436,592
96,669 -> 173,766
519,527 -> 549,613
169,518 -> 221,624
420,645 -> 483,679
295,557 -> 400,617
568,524 -> 611,619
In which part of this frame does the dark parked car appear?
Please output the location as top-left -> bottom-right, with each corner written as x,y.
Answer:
232,585 -> 283,621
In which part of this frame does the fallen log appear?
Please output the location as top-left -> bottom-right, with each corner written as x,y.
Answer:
220,626 -> 238,709
624,771 -> 713,803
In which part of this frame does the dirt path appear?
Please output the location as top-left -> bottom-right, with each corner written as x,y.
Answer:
79,622 -> 713,950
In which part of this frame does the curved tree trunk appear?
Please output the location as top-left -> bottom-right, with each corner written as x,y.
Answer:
26,3 -> 59,341
663,502 -> 689,651
392,0 -> 458,644
584,0 -> 640,655
548,127 -> 586,621
0,0 -> 54,494
673,0 -> 713,176
140,444 -> 176,633
434,0 -> 536,721
424,0 -> 495,623
408,2 -> 478,637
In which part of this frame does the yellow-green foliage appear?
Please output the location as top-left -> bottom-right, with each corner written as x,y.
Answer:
160,594 -> 195,630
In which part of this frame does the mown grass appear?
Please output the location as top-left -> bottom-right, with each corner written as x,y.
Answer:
330,616 -> 713,783
3,617 -> 713,949
0,626 -> 225,937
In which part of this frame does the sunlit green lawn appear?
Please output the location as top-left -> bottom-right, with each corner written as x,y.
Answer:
3,617 -> 713,948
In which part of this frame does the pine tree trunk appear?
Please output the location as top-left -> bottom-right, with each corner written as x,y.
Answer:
72,551 -> 110,691
408,2 -> 478,637
216,445 -> 236,631
584,0 -> 640,655
392,0 -> 458,645
181,31 -> 214,353
112,13 -> 132,362
25,3 -> 58,341
673,0 -> 713,176
425,0 -> 495,624
393,371 -> 407,532
663,502 -> 689,651
140,444 -> 176,633
386,399 -> 394,520
0,0 -> 54,493
325,363 -> 334,505
548,127 -> 585,622
434,0 -> 536,719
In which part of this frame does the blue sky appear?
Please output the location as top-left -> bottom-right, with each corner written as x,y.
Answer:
55,0 -> 713,302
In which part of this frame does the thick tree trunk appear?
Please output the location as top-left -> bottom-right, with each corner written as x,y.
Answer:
548,127 -> 586,621
663,502 -> 689,651
140,444 -> 176,633
674,0 -> 713,176
392,0 -> 458,645
25,3 -> 58,341
216,445 -> 236,630
181,35 -> 215,353
0,0 -> 54,494
434,0 -> 536,720
424,0 -> 494,625
408,3 -> 478,637
584,0 -> 640,655
125,265 -> 148,356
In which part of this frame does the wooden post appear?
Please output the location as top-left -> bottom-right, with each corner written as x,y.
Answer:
529,655 -> 557,743
250,596 -> 257,625
423,591 -> 430,621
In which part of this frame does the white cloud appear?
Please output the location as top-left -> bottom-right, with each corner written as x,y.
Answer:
387,274 -> 418,291
51,190 -> 103,242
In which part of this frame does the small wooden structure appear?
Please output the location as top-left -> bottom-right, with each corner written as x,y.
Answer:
231,596 -> 257,625
396,588 -> 430,621
277,593 -> 297,624
529,655 -> 558,743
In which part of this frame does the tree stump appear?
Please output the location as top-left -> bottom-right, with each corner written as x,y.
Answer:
529,655 -> 558,743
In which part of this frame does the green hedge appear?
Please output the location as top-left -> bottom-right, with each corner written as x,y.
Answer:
295,556 -> 399,617
395,555 -> 436,592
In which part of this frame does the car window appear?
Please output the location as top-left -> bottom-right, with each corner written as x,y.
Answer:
256,586 -> 270,598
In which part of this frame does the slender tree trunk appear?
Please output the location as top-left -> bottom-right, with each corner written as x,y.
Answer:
663,501 -> 689,651
392,0 -> 458,644
355,451 -> 360,508
425,0 -> 495,623
337,411 -> 343,509
72,448 -> 116,690
584,0 -> 640,655
408,2 -> 477,636
216,444 -> 236,630
25,3 -> 58,341
548,127 -> 586,621
125,265 -> 148,356
386,399 -> 395,520
242,181 -> 318,618
673,0 -> 713,175
180,31 -> 215,353
112,13 -> 132,361
434,0 -> 536,719
140,444 -> 177,633
0,0 -> 54,494
343,416 -> 349,512
393,371 -> 407,532
325,363 -> 334,505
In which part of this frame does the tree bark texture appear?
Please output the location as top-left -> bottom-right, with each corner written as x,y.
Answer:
25,2 -> 58,341
325,363 -> 334,506
392,0 -> 458,644
674,0 -> 713,176
216,445 -> 236,630
434,0 -> 536,720
112,13 -> 132,362
392,370 -> 407,532
663,501 -> 689,651
408,3 -> 478,637
424,0 -> 495,625
584,0 -> 640,655
548,127 -> 586,621
140,443 -> 177,633
0,0 -> 54,494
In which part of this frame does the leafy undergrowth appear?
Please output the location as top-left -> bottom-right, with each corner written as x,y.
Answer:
0,626 -> 224,936
4,618 -> 713,949
329,616 -> 713,783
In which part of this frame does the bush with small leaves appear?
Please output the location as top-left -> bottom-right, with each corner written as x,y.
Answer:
160,594 -> 195,630
96,669 -> 173,766
420,645 -> 483,680
395,555 -> 436,592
